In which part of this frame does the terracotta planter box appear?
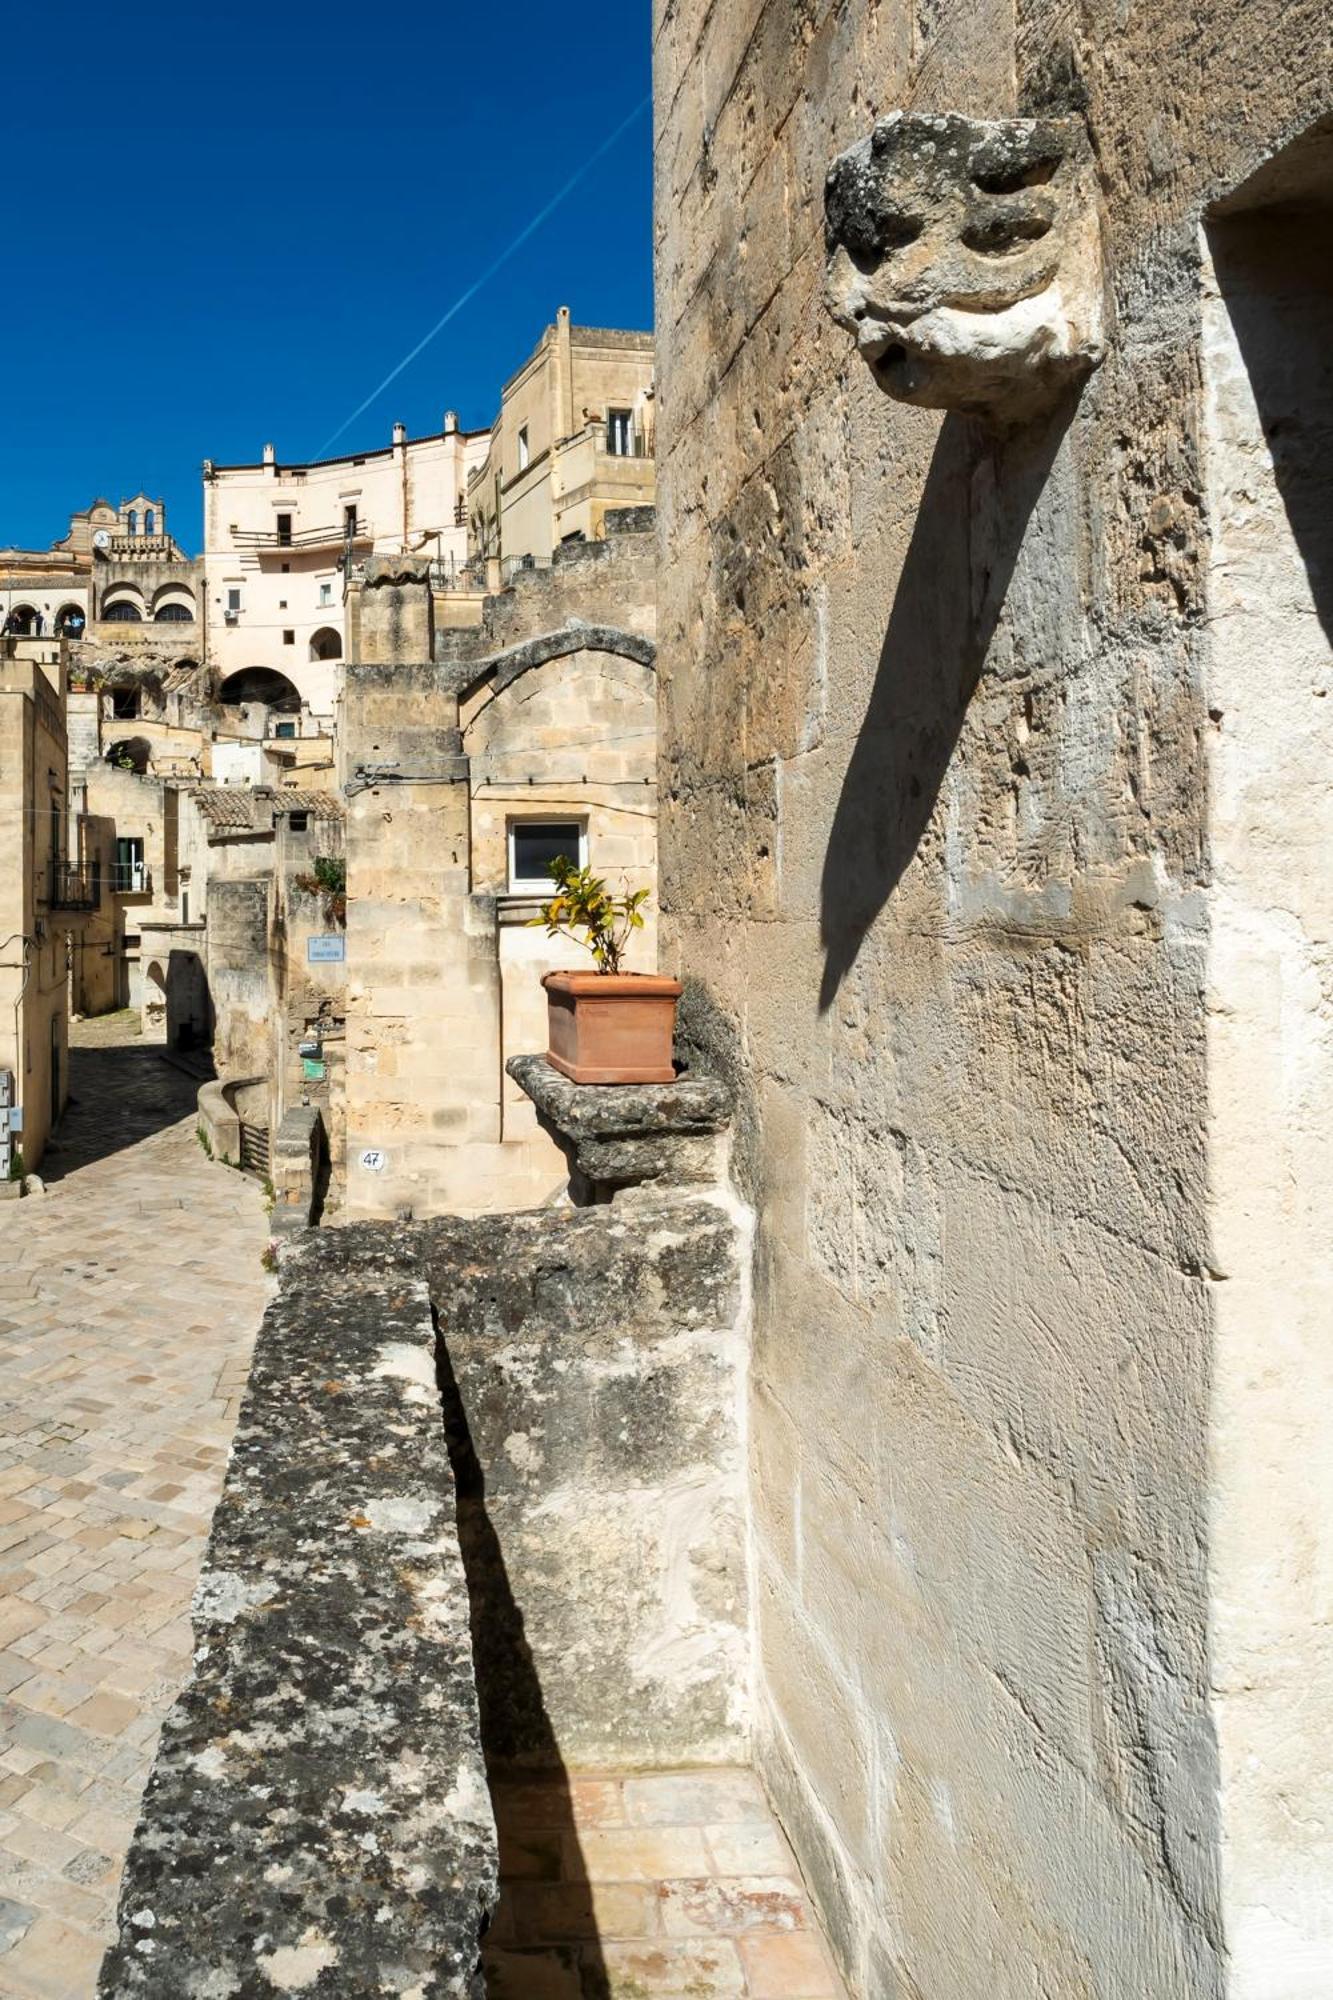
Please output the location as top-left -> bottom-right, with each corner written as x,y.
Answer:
542,971 -> 683,1085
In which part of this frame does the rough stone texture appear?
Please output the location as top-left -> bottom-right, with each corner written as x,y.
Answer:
342,527 -> 658,1220
824,111 -> 1104,419
654,3 -> 1333,1996
508,1052 -> 732,1195
357,557 -> 435,667
268,1104 -> 327,1235
98,1227 -> 497,1999
421,1194 -> 750,1771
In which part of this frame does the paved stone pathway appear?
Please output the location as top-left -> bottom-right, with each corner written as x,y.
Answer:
487,1766 -> 847,1998
0,1019 -> 271,1998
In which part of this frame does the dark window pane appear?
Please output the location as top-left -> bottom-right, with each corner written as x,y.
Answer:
512,822 -> 581,882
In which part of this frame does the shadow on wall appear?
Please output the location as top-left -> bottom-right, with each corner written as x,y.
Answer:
818,402 -> 1074,1009
1207,203 -> 1333,645
434,1327 -> 610,1999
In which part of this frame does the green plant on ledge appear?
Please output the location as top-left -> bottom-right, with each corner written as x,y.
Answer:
294,854 -> 347,926
530,855 -> 648,974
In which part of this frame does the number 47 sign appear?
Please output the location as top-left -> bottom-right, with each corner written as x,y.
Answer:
358,1148 -> 388,1173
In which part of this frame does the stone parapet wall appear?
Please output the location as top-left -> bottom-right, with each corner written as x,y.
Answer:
99,1228 -> 497,1999
421,1181 -> 750,1772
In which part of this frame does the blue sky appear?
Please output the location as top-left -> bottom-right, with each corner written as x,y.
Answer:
0,0 -> 653,553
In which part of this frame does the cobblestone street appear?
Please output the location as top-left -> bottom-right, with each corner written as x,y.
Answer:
0,1019 -> 272,1998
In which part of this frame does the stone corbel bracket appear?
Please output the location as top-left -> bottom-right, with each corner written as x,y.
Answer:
825,111 -> 1106,422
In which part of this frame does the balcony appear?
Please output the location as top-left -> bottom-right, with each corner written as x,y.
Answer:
48,860 -> 100,911
111,862 -> 151,895
229,520 -> 373,553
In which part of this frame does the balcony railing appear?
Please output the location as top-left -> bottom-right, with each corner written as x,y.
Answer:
48,860 -> 100,911
229,520 -> 372,552
111,862 -> 151,895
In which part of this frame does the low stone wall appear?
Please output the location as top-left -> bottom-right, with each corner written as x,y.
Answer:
98,1227 -> 497,1999
422,1194 -> 750,1771
270,1103 -> 328,1235
195,1078 -> 239,1165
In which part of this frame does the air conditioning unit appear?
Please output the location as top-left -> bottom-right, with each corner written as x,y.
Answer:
224,609 -> 239,624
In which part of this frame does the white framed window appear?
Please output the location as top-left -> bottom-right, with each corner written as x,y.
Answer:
319,581 -> 332,606
507,819 -> 585,893
516,425 -> 530,472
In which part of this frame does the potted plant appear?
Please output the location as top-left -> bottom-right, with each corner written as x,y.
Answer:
532,856 -> 681,1085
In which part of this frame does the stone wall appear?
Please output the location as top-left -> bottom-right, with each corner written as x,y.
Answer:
342,523 -> 658,1220
421,1180 -> 749,1770
653,4 -> 1333,1996
99,1227 -> 497,1999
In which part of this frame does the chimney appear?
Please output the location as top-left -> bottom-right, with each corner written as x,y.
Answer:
443,410 -> 458,435
262,442 -> 276,466
392,422 -> 407,448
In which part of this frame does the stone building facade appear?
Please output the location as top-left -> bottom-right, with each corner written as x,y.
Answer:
465,308 -> 656,572
0,638 -> 107,1171
203,420 -> 491,721
340,514 -> 657,1219
1,496 -> 202,676
654,5 -> 1333,1997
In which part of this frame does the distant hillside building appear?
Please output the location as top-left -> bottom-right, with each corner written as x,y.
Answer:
202,418 -> 490,720
466,307 -> 655,575
0,497 -> 200,662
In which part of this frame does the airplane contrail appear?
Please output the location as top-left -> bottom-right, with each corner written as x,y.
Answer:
313,94 -> 652,460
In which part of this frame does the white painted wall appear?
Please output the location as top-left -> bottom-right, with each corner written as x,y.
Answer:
203,423 -> 490,715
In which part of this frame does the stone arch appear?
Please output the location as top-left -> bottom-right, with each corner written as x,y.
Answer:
54,603 -> 85,638
101,584 -> 146,623
4,604 -> 40,636
459,623 -> 656,714
106,736 -> 151,774
151,582 -> 195,623
218,666 -> 302,711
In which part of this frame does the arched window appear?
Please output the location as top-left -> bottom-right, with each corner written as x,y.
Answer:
54,604 -> 85,638
154,602 -> 194,623
4,605 -> 39,636
308,626 -> 342,661
145,508 -> 155,535
128,510 -> 138,536
104,601 -> 143,623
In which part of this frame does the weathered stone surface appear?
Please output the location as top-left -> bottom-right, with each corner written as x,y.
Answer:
652,1 -> 1333,1994
507,1053 -> 731,1139
421,1197 -> 749,1770
824,111 -> 1105,419
99,1226 -> 497,1999
269,1103 -> 327,1235
508,1053 -> 732,1196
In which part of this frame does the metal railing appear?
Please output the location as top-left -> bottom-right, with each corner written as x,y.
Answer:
230,520 -> 372,552
111,861 -> 151,894
48,860 -> 100,910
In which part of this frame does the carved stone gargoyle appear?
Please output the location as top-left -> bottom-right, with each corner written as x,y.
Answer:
825,112 -> 1106,421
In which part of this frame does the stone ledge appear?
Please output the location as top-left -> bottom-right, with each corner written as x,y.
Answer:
507,1052 -> 733,1198
98,1226 -> 497,1999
